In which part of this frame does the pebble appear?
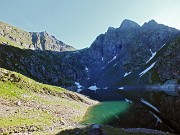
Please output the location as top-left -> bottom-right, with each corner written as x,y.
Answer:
16,101 -> 21,106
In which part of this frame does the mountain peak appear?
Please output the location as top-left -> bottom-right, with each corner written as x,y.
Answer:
120,19 -> 140,29
142,19 -> 159,27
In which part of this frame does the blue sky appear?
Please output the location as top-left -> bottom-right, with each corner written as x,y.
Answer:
0,0 -> 180,49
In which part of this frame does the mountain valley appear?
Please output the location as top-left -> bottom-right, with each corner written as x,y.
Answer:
0,19 -> 180,134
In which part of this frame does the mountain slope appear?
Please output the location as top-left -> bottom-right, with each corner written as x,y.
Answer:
143,37 -> 180,84
0,22 -> 75,52
0,43 -> 87,88
80,20 -> 180,88
0,68 -> 97,134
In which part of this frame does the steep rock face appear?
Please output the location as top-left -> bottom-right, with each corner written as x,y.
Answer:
149,37 -> 180,84
89,20 -> 179,72
0,44 -> 86,88
80,20 -> 180,88
30,32 -> 75,51
0,22 -> 75,52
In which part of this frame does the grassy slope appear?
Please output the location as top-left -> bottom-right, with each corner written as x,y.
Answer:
0,68 -> 97,134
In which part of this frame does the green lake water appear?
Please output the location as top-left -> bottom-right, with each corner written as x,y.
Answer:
82,101 -> 130,124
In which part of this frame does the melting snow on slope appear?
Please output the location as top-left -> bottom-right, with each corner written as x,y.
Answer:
113,63 -> 117,66
146,49 -> 156,64
75,82 -> 83,92
102,57 -> 104,61
149,111 -> 162,126
141,98 -> 160,112
139,62 -> 156,77
125,98 -> 133,103
88,85 -> 99,91
124,72 -> 131,77
85,67 -> 89,72
160,43 -> 166,50
118,87 -> 124,90
102,66 -> 106,69
108,55 -> 117,63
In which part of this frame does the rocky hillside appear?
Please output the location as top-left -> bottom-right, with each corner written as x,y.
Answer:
0,43 -> 86,88
0,22 -> 75,52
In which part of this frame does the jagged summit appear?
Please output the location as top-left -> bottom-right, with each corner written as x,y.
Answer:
107,27 -> 116,33
142,19 -> 159,27
147,19 -> 158,24
120,19 -> 141,29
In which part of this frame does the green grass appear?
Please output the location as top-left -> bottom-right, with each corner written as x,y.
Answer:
0,109 -> 58,128
0,81 -> 28,100
0,68 -> 65,100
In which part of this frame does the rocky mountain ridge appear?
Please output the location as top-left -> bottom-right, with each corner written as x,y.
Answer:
0,19 -> 180,90
0,21 -> 75,52
81,19 -> 180,88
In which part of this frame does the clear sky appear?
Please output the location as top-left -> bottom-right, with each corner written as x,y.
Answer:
0,0 -> 180,49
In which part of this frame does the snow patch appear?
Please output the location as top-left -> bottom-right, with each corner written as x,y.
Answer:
108,55 -> 117,63
118,87 -> 124,90
102,66 -> 106,69
146,49 -> 156,64
125,98 -> 133,103
88,85 -> 99,91
85,67 -> 89,72
103,87 -> 108,89
102,57 -> 104,61
75,82 -> 83,93
113,63 -> 117,66
141,98 -> 160,112
124,72 -> 131,77
160,43 -> 166,50
77,89 -> 82,93
139,62 -> 156,77
73,51 -> 80,54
